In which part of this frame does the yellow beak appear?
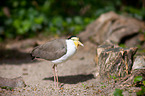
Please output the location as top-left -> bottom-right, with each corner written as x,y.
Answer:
78,41 -> 84,47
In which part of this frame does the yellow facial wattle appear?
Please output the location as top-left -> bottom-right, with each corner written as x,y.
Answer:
73,41 -> 84,48
70,37 -> 84,48
73,41 -> 79,48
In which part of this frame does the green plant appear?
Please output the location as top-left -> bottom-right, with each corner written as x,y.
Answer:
143,81 -> 145,85
109,75 -> 117,80
82,83 -> 86,88
0,86 -> 13,91
100,82 -> 104,84
137,86 -> 145,95
0,0 -> 144,41
101,85 -> 106,89
134,76 -> 143,83
133,76 -> 145,95
119,44 -> 126,48
113,88 -> 123,96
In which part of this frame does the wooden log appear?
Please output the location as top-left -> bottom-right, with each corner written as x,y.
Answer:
78,11 -> 145,46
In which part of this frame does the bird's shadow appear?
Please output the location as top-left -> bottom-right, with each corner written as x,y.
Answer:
43,74 -> 94,84
0,49 -> 39,65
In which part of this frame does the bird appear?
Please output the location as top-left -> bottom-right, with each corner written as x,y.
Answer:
30,36 -> 84,88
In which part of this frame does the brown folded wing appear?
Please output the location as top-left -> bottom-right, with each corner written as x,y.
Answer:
31,39 -> 67,60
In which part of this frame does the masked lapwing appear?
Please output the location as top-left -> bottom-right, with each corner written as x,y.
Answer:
30,36 -> 84,88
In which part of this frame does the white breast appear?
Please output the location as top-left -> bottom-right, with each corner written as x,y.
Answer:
51,40 -> 76,64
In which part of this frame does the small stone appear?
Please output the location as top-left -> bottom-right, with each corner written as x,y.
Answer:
132,56 -> 145,70
0,76 -> 26,88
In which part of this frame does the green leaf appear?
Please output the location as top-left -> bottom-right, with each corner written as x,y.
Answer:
100,82 -> 104,84
19,9 -> 25,16
137,86 -> 145,95
34,16 -> 44,24
119,44 -> 126,48
5,19 -> 12,25
74,16 -> 82,24
134,76 -> 143,83
17,28 -> 24,34
143,81 -> 145,86
52,16 -> 63,27
113,76 -> 117,79
21,20 -> 31,32
74,25 -> 83,32
13,1 -> 19,7
13,19 -> 21,29
20,1 -> 26,6
84,17 -> 91,24
82,83 -> 86,88
113,88 -> 123,96
1,86 -> 14,90
66,17 -> 72,24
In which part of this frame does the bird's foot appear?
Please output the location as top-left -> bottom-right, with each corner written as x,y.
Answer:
59,83 -> 64,88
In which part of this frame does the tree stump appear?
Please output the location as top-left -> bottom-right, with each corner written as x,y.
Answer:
96,42 -> 138,80
123,56 -> 145,86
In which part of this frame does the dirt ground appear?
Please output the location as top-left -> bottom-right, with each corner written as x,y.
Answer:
0,39 -> 139,96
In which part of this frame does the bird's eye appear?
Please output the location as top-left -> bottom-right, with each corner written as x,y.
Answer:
72,39 -> 76,41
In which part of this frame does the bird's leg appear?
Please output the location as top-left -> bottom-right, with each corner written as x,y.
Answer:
55,65 -> 59,88
52,64 -> 56,87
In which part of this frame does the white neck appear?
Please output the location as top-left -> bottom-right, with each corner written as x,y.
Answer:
51,40 -> 77,64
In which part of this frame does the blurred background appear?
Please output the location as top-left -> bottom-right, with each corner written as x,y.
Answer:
0,0 -> 144,41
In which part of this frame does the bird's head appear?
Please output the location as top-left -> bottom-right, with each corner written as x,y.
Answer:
68,36 -> 84,48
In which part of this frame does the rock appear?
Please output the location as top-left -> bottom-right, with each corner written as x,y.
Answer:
0,77 -> 26,88
78,11 -> 145,46
124,33 -> 145,47
132,56 -> 145,70
96,42 -> 138,80
130,56 -> 145,85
